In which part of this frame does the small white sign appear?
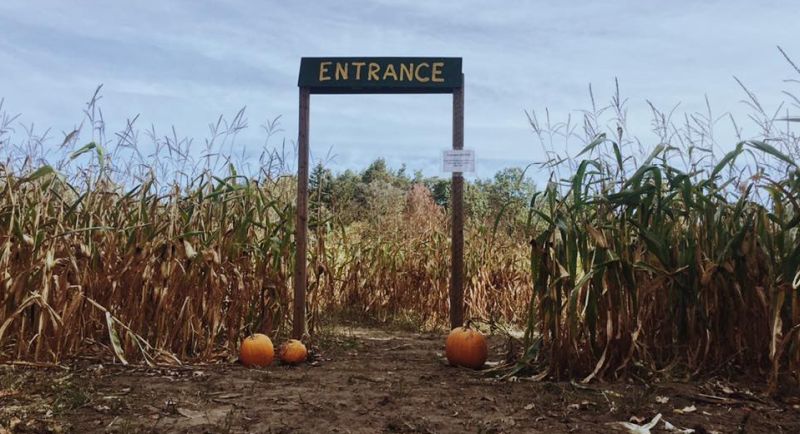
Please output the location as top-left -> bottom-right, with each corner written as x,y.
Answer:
442,149 -> 475,173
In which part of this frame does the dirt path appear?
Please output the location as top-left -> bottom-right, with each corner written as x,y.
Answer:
1,327 -> 799,433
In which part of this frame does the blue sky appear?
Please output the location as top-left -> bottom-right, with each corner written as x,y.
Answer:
1,0 -> 798,179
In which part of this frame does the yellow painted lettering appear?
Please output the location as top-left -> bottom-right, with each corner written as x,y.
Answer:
352,62 -> 366,79
319,61 -> 332,81
335,62 -> 348,80
368,62 -> 380,81
414,62 -> 430,82
399,63 -> 413,81
382,64 -> 398,81
431,62 -> 444,83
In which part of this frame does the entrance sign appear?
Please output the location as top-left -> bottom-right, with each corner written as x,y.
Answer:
293,57 -> 465,338
442,149 -> 475,173
299,57 -> 462,94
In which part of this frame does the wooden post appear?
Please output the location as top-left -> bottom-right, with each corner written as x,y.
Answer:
450,78 -> 465,330
293,87 -> 310,339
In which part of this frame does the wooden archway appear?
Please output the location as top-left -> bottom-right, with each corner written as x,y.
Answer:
293,57 -> 465,338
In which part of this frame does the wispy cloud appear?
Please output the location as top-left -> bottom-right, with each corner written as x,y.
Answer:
0,0 -> 797,179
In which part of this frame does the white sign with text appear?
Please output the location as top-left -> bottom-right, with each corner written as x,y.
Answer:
442,149 -> 475,173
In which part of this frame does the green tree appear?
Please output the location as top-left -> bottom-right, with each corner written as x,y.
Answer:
361,159 -> 392,184
309,163 -> 334,228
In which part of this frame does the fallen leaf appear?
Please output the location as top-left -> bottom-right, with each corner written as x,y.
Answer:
177,408 -> 204,419
655,396 -> 669,404
105,312 -> 128,365
673,405 -> 697,414
607,413 -> 662,434
524,403 -> 535,410
663,419 -> 695,433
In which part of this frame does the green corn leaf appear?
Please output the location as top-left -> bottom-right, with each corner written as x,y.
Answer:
612,141 -> 624,173
605,185 -> 656,207
19,165 -> 57,184
710,142 -> 744,180
572,160 -> 601,208
576,133 -> 607,158
746,140 -> 797,168
70,142 -> 97,160
623,144 -> 666,188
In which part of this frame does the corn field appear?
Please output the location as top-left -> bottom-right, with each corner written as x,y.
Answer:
1,69 -> 799,390
513,77 -> 800,390
0,92 -> 531,366
0,159 -> 531,365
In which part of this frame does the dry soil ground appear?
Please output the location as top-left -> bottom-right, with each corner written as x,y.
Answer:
1,327 -> 799,433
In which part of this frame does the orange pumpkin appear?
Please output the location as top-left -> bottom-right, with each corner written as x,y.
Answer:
239,333 -> 274,367
279,339 -> 308,364
445,325 -> 488,369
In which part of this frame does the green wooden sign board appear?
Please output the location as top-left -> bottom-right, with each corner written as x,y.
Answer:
298,57 -> 463,94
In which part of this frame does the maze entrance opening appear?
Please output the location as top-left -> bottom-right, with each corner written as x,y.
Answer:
293,57 -> 465,338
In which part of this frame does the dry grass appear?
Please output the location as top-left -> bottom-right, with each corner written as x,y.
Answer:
0,91 -> 531,365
